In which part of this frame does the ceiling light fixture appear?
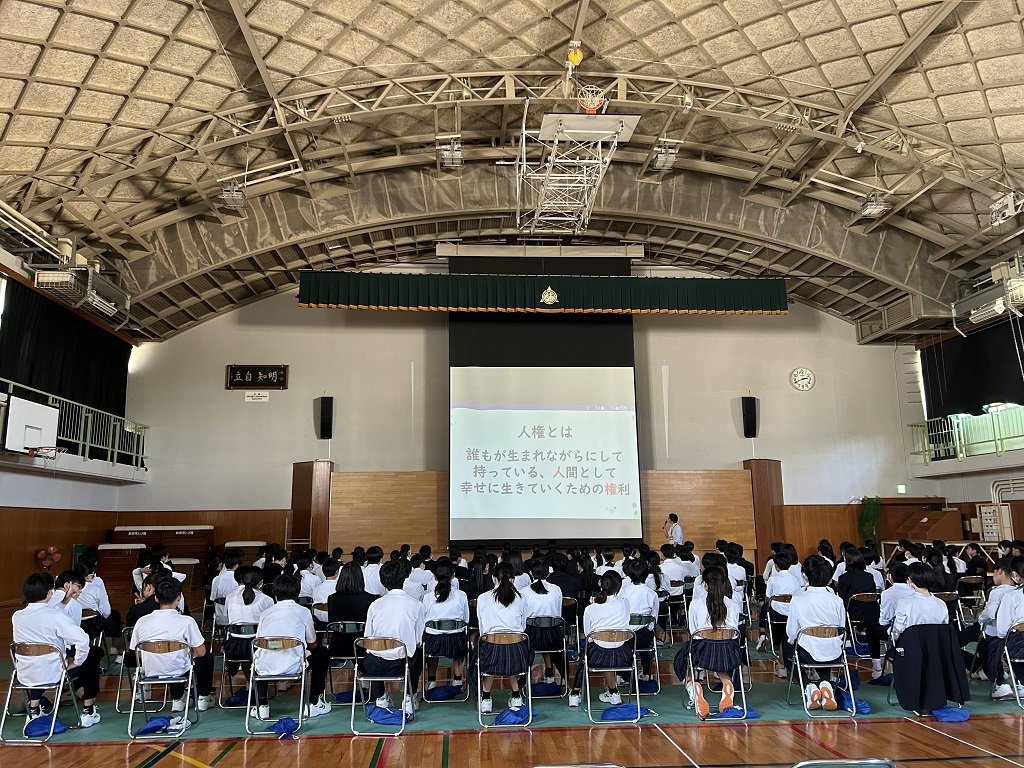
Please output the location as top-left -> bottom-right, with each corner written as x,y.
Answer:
220,182 -> 247,210
441,139 -> 464,169
859,192 -> 892,218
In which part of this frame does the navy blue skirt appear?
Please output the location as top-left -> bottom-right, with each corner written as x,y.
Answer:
526,624 -> 564,653
673,639 -> 742,678
424,632 -> 468,660
479,638 -> 532,676
223,636 -> 253,662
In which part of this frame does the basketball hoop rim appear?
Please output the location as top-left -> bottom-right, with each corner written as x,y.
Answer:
27,446 -> 67,457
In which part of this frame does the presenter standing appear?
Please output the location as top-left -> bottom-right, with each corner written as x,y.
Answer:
666,514 -> 683,546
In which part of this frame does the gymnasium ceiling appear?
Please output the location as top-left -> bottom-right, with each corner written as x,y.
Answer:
1,0 -> 1024,341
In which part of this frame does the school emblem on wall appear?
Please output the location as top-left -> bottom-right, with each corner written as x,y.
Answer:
540,286 -> 558,305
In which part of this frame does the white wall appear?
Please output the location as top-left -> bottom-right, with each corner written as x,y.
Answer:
0,469 -> 119,509
117,289 -> 921,510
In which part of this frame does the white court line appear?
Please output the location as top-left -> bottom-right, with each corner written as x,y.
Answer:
904,716 -> 1024,768
653,722 -> 701,768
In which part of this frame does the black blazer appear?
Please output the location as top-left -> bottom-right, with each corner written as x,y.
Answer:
838,570 -> 880,623
893,623 -> 971,712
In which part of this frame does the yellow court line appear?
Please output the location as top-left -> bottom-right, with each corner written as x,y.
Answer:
144,744 -> 216,768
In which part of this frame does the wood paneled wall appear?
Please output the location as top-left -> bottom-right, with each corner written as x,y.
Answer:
774,504 -> 861,561
0,507 -> 117,646
329,470 -> 756,559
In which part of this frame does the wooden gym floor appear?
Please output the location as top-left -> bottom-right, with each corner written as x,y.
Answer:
6,714 -> 1024,768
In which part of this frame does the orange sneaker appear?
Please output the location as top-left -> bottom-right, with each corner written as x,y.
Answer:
692,682 -> 710,719
819,681 -> 838,711
805,682 -> 821,710
719,679 -> 734,712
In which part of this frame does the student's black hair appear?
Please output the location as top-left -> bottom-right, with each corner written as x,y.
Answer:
994,556 -> 1014,577
379,560 -> 406,591
772,552 -> 791,571
223,548 -> 244,569
419,544 -> 432,559
400,558 -> 413,578
400,544 -> 411,556
621,543 -> 635,559
1011,556 -> 1024,583
366,546 -> 384,564
781,543 -> 799,564
155,577 -> 183,605
529,559 -> 549,594
77,558 -> 98,576
677,545 -> 695,562
322,559 -> 341,579
682,540 -> 695,551
932,539 -> 946,551
296,556 -> 312,572
802,555 -> 833,588
858,546 -> 879,567
449,546 -> 462,561
151,544 -> 169,560
552,553 -> 569,572
55,569 -> 85,590
770,542 -> 783,553
701,551 -> 726,571
999,539 -> 1013,551
889,562 -> 908,584
816,540 -> 836,562
703,565 -> 731,628
470,556 -> 490,596
906,562 -> 941,593
660,543 -> 675,558
715,539 -> 727,552
669,513 -> 678,522
240,566 -> 263,605
724,543 -> 741,564
331,547 -> 344,559
645,551 -> 664,589
142,571 -> 166,590
943,545 -> 958,575
925,548 -> 944,571
898,538 -> 913,550
273,574 -> 300,601
336,561 -> 366,595
434,561 -> 454,602
965,542 -> 983,556
593,570 -> 622,604
410,553 -> 424,569
844,547 -> 866,572
315,551 -> 329,565
624,555 -> 649,585
389,550 -> 401,561
23,572 -> 54,602
601,546 -> 616,566
906,541 -> 925,558
506,548 -> 525,575
492,561 -> 520,607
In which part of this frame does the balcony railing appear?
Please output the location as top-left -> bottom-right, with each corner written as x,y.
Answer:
0,377 -> 148,469
909,405 -> 1024,464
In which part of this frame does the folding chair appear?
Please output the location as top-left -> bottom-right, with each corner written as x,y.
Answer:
934,592 -> 962,630
477,631 -> 532,729
128,640 -> 199,740
786,626 -> 857,719
296,596 -> 314,610
956,576 -> 985,626
218,623 -> 257,708
686,628 -> 748,720
583,629 -> 640,725
210,597 -> 228,644
245,637 -> 307,736
562,596 -> 581,661
765,594 -> 792,659
526,616 -> 567,698
80,608 -> 110,672
667,580 -> 687,642
629,613 -> 661,693
1004,622 -> 1024,712
1,643 -> 83,744
422,619 -> 470,703
325,620 -> 365,695
116,627 -> 168,714
735,580 -> 752,624
845,593 -> 881,660
351,637 -> 409,736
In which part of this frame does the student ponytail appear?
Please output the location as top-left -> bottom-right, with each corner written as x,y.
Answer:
529,559 -> 549,594
944,545 -> 958,575
593,571 -> 622,604
241,566 -> 263,606
703,566 -> 730,629
493,561 -> 519,607
434,562 -> 454,603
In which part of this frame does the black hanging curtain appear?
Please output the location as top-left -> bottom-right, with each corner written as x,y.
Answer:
0,278 -> 131,417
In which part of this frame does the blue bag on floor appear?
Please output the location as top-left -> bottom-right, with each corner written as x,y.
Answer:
709,706 -> 759,719
530,682 -> 564,696
424,684 -> 464,701
366,705 -> 408,725
848,669 -> 861,690
334,690 -> 365,704
637,679 -> 659,694
869,673 -> 893,686
836,687 -> 871,714
600,704 -> 654,721
24,714 -> 67,738
932,706 -> 970,722
494,706 -> 537,725
225,692 -> 247,706
266,717 -> 300,739
132,716 -> 171,737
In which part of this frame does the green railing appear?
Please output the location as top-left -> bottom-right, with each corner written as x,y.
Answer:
909,405 -> 1024,464
0,377 -> 149,469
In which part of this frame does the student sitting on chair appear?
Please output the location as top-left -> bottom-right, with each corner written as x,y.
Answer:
48,570 -> 84,624
892,562 -> 949,641
224,567 -> 273,682
756,551 -> 799,671
836,547 -> 885,678
523,558 -> 564,686
210,547 -> 244,630
313,560 -> 340,625
250,574 -> 332,720
12,573 -> 103,727
960,557 -> 1016,697
76,557 -> 122,644
476,561 -> 529,714
130,578 -> 216,717
423,560 -> 470,690
567,570 -> 632,708
785,555 -> 846,712
621,557 -> 659,681
990,558 -> 1024,699
363,560 -> 426,716
672,565 -> 741,718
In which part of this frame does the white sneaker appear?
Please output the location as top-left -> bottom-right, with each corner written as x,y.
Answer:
509,695 -> 524,709
249,704 -> 270,720
403,696 -> 417,716
806,668 -> 820,682
479,697 -> 493,714
599,690 -> 622,705
993,683 -> 1014,699
774,663 -> 788,679
79,709 -> 101,728
304,695 -> 331,718
196,694 -> 214,712
114,654 -> 125,666
755,636 -> 766,652
142,684 -> 153,700
1016,684 -> 1024,698
168,716 -> 191,733
684,682 -> 696,708
871,668 -> 884,680
426,680 -> 438,691
615,675 -> 627,687
568,692 -> 581,707
543,675 -> 556,684
375,694 -> 391,709
171,697 -> 186,712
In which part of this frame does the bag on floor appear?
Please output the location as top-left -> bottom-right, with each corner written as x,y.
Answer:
836,687 -> 871,714
494,706 -> 537,725
637,679 -> 660,694
266,717 -> 300,739
932,706 -> 970,722
132,716 -> 171,737
530,682 -> 564,696
600,704 -> 655,721
24,714 -> 67,738
424,684 -> 464,701
334,690 -> 366,704
366,705 -> 408,725
709,706 -> 759,719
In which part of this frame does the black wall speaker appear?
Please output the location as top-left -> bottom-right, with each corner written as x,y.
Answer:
314,396 -> 334,440
741,396 -> 759,439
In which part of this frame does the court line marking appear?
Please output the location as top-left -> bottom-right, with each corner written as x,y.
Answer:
145,744 -> 216,768
904,716 -> 1024,768
653,722 -> 701,768
789,724 -> 847,759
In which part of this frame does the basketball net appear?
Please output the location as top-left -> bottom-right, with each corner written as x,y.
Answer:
577,85 -> 605,115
